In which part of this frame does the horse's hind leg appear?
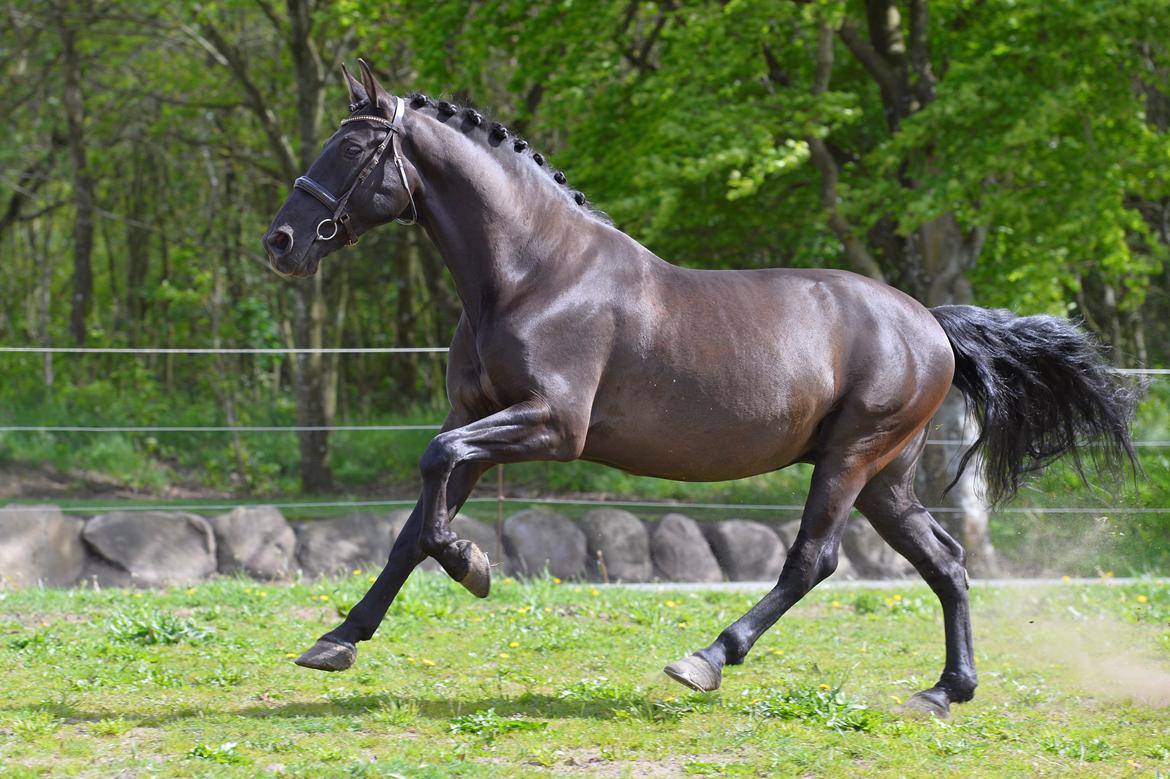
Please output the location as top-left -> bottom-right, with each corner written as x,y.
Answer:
854,432 -> 976,718
664,453 -> 871,692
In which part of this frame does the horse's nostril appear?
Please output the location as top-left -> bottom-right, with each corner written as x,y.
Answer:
267,227 -> 293,256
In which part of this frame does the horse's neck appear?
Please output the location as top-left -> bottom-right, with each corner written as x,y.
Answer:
406,113 -> 586,324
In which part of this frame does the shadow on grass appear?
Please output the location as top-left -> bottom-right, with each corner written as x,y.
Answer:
0,690 -> 716,728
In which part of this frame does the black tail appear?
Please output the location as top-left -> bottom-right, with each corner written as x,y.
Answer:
930,305 -> 1141,505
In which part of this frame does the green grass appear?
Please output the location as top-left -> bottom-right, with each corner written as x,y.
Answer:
2,576 -> 1170,777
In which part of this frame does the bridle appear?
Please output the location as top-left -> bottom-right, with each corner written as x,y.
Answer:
293,94 -> 418,245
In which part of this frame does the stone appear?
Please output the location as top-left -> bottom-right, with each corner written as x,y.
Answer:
209,505 -> 296,579
0,504 -> 85,588
649,513 -> 722,583
294,511 -> 406,578
82,511 -> 216,587
502,509 -> 587,579
703,519 -> 785,581
578,508 -> 653,582
841,518 -> 915,579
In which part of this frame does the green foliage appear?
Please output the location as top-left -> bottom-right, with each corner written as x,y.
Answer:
741,684 -> 884,732
447,708 -> 547,740
108,608 -> 210,645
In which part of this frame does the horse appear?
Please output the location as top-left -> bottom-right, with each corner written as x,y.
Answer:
262,60 -> 1138,718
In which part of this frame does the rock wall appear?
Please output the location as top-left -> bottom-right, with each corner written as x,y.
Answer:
0,503 -> 917,588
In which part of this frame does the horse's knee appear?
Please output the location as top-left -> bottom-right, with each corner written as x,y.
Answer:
419,434 -> 457,482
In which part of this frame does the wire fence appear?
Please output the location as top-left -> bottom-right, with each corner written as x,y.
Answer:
1,344 -> 1167,519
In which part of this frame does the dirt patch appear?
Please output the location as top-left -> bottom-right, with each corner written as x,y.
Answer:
549,748 -> 747,777
0,611 -> 91,628
286,606 -> 338,623
0,463 -> 224,502
981,587 -> 1170,708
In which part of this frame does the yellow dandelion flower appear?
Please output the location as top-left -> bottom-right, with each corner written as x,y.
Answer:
406,656 -> 416,663
818,683 -> 831,690
285,652 -> 298,658
368,575 -> 377,583
186,588 -> 197,595
352,568 -> 362,576
502,577 -> 515,585
318,594 -> 331,602
552,577 -> 562,584
509,641 -> 520,648
544,607 -> 553,613
1061,575 -> 1071,582
1137,594 -> 1150,604
831,601 -> 841,609
590,588 -> 601,597
498,652 -> 510,659
664,600 -> 678,608
890,694 -> 902,704
258,591 -> 268,598
892,594 -> 903,601
421,658 -> 436,667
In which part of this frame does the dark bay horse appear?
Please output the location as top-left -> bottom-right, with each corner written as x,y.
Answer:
262,61 -> 1137,717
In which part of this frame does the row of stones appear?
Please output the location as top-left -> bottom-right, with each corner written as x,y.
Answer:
0,504 -> 914,589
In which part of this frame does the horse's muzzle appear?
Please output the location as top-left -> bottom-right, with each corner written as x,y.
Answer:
264,226 -> 320,278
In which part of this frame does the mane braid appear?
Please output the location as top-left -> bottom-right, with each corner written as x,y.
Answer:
404,91 -> 611,225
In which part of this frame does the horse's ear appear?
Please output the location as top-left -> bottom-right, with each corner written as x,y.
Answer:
357,58 -> 393,113
341,63 -> 368,112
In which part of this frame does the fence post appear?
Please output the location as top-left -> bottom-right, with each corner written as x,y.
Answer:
495,464 -> 505,561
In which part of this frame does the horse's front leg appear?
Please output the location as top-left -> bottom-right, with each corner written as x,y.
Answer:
294,460 -> 488,672
417,399 -> 586,595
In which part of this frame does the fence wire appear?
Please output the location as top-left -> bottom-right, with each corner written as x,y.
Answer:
0,344 -> 1166,517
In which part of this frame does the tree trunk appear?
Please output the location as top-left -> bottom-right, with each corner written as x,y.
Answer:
912,214 -> 1000,576
62,24 -> 94,345
291,274 -> 334,493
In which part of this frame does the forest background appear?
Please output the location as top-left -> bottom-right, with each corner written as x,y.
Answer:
2,0 -> 1169,573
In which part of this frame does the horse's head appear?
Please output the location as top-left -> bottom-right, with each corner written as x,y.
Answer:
263,60 -> 420,278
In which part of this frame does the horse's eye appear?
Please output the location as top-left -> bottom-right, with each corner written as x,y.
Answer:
342,143 -> 362,159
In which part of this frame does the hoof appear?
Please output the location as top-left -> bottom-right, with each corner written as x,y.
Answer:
294,638 -> 356,672
898,688 -> 951,719
455,539 -> 491,598
664,654 -> 722,692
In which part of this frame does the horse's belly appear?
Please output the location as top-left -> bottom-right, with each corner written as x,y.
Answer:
580,404 -> 820,482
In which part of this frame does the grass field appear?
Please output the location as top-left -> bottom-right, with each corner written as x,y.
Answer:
2,575 -> 1170,778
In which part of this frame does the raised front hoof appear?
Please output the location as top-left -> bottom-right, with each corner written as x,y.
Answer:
897,688 -> 951,719
664,654 -> 722,692
294,638 -> 356,672
455,539 -> 491,598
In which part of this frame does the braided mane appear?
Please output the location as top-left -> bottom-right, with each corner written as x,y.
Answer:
397,92 -> 611,225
